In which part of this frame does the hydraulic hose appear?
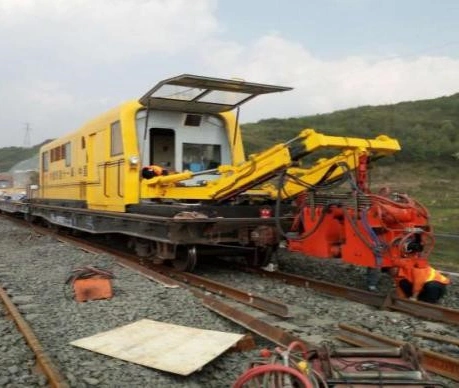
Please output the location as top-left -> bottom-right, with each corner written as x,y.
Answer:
232,364 -> 314,388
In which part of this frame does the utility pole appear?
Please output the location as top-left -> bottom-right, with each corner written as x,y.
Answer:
23,123 -> 31,148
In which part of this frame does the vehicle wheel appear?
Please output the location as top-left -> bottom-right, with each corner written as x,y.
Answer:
172,245 -> 197,272
131,238 -> 153,257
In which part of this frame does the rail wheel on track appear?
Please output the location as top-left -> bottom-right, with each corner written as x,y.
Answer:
172,245 -> 197,272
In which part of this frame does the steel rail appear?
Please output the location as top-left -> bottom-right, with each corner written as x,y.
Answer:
247,266 -> 385,306
114,264 -> 309,351
5,214 -> 459,325
15,222 -> 303,351
105,256 -> 304,346
0,216 -> 306,374
37,227 -> 291,318
115,257 -> 180,288
388,294 -> 459,326
6,214 -> 458,383
112,261 -> 306,347
413,330 -> 459,347
40,225 -> 180,289
69,249 -> 305,347
247,267 -> 459,325
152,265 -> 290,317
337,323 -> 459,382
200,294 -> 308,348
0,286 -> 69,388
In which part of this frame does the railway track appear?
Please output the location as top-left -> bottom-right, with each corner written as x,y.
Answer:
47,223 -> 459,328
117,259 -> 307,348
2,214 -> 459,386
74,240 -> 459,383
337,324 -> 459,382
43,228 -> 459,381
244,267 -> 459,325
4,213 -> 459,326
49,233 -> 306,348
0,286 -> 68,387
0,216 -> 259,386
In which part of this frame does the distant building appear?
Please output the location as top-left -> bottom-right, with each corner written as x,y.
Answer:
0,173 -> 13,189
11,170 -> 38,188
8,154 -> 39,188
0,154 -> 39,199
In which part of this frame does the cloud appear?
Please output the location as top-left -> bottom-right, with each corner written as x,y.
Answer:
0,0 -> 218,62
0,0 -> 218,146
1,2 -> 459,147
201,34 -> 459,121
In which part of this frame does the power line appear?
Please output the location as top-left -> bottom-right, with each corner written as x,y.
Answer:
23,123 -> 31,148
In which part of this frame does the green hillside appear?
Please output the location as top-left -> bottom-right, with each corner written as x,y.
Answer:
3,93 -> 459,170
0,142 -> 48,172
242,93 -> 459,162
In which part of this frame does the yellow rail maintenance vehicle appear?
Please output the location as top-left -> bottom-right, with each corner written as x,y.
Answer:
0,75 -> 400,271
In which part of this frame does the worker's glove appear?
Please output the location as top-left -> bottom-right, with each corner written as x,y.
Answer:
409,296 -> 417,301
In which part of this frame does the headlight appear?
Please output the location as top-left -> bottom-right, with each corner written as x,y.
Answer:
129,156 -> 140,167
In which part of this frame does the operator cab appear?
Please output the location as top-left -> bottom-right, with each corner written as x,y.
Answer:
136,74 -> 292,185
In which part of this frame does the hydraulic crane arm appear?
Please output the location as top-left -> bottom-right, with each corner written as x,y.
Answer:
286,129 -> 400,161
141,129 -> 400,202
259,148 -> 369,200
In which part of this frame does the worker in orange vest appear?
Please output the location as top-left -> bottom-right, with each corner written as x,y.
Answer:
391,259 -> 450,303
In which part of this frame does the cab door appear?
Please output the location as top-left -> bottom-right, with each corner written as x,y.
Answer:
150,128 -> 175,171
86,132 -> 98,208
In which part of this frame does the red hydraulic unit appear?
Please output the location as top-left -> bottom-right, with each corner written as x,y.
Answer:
288,155 -> 434,270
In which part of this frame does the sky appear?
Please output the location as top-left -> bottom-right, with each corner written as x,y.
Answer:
1,0 -> 459,147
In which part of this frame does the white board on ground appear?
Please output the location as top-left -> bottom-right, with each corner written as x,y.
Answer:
70,319 -> 244,375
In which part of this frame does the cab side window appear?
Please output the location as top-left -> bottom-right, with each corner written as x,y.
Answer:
111,121 -> 123,156
64,142 -> 71,166
42,151 -> 49,172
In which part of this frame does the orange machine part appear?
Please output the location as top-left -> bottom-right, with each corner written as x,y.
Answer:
288,193 -> 432,269
73,277 -> 113,302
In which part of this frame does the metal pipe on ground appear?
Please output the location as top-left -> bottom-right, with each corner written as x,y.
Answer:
0,286 -> 69,388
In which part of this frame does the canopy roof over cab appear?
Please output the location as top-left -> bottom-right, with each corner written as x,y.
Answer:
139,74 -> 292,114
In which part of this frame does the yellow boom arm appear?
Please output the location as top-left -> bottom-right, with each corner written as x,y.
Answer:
140,129 -> 400,201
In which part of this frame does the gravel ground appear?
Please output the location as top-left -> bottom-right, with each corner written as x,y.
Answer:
278,251 -> 459,309
201,251 -> 459,348
0,218 -> 258,387
197,253 -> 459,387
0,216 -> 458,387
0,302 -> 47,386
198,256 -> 459,353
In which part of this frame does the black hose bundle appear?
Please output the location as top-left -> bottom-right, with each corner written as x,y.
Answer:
65,265 -> 114,286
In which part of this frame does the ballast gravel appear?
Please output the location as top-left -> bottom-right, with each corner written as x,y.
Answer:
0,219 -> 255,387
0,216 -> 458,387
279,252 -> 459,310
